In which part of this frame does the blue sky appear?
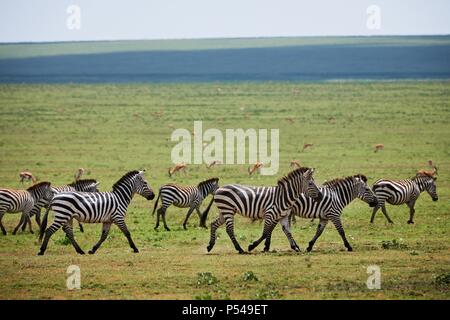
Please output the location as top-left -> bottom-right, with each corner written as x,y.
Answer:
1,0 -> 449,42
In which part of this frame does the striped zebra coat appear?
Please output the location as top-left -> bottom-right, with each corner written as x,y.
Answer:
152,178 -> 219,231
371,173 -> 438,224
285,175 -> 378,252
17,179 -> 100,233
38,171 -> 154,255
0,182 -> 54,235
202,167 -> 323,254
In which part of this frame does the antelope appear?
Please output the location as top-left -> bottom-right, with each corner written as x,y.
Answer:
19,171 -> 36,184
74,168 -> 84,181
207,160 -> 221,169
248,162 -> 263,175
302,143 -> 314,152
168,163 -> 187,177
417,160 -> 438,176
374,144 -> 384,153
290,160 -> 301,169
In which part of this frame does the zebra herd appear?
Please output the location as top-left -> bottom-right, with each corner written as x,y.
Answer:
0,168 -> 438,255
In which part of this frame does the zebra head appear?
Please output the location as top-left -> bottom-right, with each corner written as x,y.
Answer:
413,173 -> 438,201
198,177 -> 220,196
134,170 -> 155,200
27,181 -> 54,203
280,167 -> 322,201
354,176 -> 378,207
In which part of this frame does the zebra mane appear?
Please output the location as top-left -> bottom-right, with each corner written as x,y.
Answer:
323,174 -> 367,188
198,177 -> 219,188
27,181 -> 51,191
415,172 -> 436,179
277,167 -> 310,185
112,171 -> 140,191
68,179 -> 97,187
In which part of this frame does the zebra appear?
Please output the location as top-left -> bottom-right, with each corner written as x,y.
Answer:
202,167 -> 323,254
285,174 -> 378,252
0,182 -> 54,235
38,170 -> 155,255
152,177 -> 219,231
15,179 -> 100,233
370,172 -> 438,224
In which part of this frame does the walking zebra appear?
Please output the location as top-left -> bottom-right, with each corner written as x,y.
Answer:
17,179 -> 101,233
152,178 -> 219,231
202,167 -> 322,254
38,170 -> 154,255
285,175 -> 378,252
0,182 -> 54,235
370,172 -> 438,224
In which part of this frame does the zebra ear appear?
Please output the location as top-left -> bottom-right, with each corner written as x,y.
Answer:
138,170 -> 145,176
303,168 -> 315,178
95,182 -> 100,187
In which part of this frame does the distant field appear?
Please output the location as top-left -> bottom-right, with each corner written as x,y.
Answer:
1,36 -> 450,83
0,82 -> 449,299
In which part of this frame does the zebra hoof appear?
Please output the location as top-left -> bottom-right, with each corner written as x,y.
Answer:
30,230 -> 34,234
407,220 -> 414,224
88,250 -> 95,254
206,245 -> 213,252
77,250 -> 85,255
347,247 -> 353,252
37,251 -> 44,256
182,225 -> 187,230
248,244 -> 255,252
306,246 -> 313,252
238,250 -> 246,255
133,248 -> 139,253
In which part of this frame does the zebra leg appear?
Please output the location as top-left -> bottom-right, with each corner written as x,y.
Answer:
370,205 -> 380,223
280,215 -> 300,252
154,207 -> 162,230
248,219 -> 277,252
0,211 -> 7,235
13,213 -> 27,235
195,207 -> 206,228
182,206 -> 196,230
35,209 -> 41,227
115,220 -> 139,253
38,223 -> 63,255
78,221 -> 84,233
62,223 -> 85,255
307,218 -> 328,252
380,205 -> 394,224
89,222 -> 112,254
224,215 -> 245,254
26,214 -> 34,234
161,208 -> 171,231
206,216 -> 225,252
406,200 -> 416,224
329,216 -> 352,251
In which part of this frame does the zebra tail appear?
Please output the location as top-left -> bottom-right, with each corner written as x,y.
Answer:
151,190 -> 161,216
200,196 -> 215,227
38,205 -> 51,243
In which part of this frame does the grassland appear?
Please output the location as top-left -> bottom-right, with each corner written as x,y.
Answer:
0,81 -> 449,299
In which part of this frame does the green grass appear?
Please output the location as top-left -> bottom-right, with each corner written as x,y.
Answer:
1,35 -> 450,59
0,81 -> 449,299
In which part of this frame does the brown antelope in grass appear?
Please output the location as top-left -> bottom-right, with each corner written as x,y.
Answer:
302,143 -> 314,152
207,160 -> 221,169
168,163 -> 187,177
19,171 -> 36,184
290,160 -> 301,169
248,162 -> 263,176
74,168 -> 84,181
374,144 -> 384,153
417,160 -> 438,176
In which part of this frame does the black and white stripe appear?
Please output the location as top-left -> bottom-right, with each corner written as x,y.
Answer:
152,177 -> 219,230
0,182 -> 54,235
286,175 -> 378,252
17,179 -> 100,233
204,167 -> 322,254
38,171 -> 154,255
371,173 -> 438,224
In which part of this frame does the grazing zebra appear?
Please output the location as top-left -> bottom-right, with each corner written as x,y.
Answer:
152,178 -> 219,231
370,172 -> 438,224
285,175 -> 378,252
17,179 -> 101,233
0,182 -> 54,235
202,167 -> 322,254
38,170 -> 154,255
